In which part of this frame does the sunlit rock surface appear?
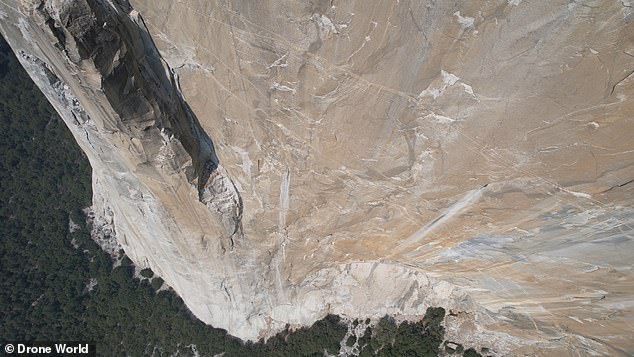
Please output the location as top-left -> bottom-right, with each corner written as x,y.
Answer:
1,0 -> 633,355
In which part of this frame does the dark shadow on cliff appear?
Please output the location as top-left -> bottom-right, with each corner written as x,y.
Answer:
39,0 -> 221,189
33,0 -> 246,245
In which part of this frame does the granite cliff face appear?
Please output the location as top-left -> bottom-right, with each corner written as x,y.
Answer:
2,0 -> 634,355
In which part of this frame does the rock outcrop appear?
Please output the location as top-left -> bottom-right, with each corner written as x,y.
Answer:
2,0 -> 634,355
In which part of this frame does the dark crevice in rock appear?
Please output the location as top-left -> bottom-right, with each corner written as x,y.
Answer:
45,17 -> 66,51
601,178 -> 634,193
34,0 -> 244,246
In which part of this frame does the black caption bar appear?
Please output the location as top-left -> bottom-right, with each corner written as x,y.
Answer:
2,342 -> 96,356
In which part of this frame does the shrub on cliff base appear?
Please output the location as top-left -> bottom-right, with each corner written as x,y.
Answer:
140,268 -> 154,279
150,277 -> 164,291
463,347 -> 483,357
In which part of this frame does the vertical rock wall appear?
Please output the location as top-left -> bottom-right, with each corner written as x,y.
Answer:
2,0 -> 634,354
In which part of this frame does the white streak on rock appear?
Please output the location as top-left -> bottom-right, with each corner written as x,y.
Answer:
279,169 -> 290,230
419,70 -> 476,99
401,186 -> 486,249
271,82 -> 296,93
424,112 -> 457,124
268,52 -> 289,69
231,146 -> 253,178
442,70 -> 460,86
312,14 -> 338,38
453,11 -> 475,29
565,189 -> 592,199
